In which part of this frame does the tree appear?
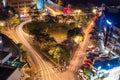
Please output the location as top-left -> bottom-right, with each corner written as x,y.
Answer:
57,0 -> 63,6
17,43 -> 29,61
67,27 -> 83,39
48,44 -> 70,65
48,46 -> 61,64
61,15 -> 74,25
22,50 -> 29,61
45,14 -> 58,27
8,16 -> 20,26
17,43 -> 23,52
61,39 -> 76,60
6,16 -> 20,28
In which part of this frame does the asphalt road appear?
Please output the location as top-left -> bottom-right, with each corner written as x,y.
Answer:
65,17 -> 97,80
5,16 -> 97,80
15,20 -> 62,80
45,4 -> 63,16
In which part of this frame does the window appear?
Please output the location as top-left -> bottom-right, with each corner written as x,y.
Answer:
26,5 -> 31,7
14,6 -> 18,8
113,30 -> 120,36
12,2 -> 17,5
115,48 -> 120,55
19,6 -> 24,8
26,1 -> 31,3
19,2 -> 24,4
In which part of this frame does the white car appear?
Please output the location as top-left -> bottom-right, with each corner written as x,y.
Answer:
99,54 -> 108,57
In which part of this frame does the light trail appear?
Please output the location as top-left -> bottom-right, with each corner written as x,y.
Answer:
16,20 -> 62,80
65,16 -> 98,80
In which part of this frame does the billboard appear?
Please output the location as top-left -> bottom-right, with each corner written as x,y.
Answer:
37,0 -> 44,9
63,8 -> 72,14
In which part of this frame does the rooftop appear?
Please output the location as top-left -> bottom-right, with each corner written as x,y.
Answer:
93,57 -> 120,71
0,51 -> 9,60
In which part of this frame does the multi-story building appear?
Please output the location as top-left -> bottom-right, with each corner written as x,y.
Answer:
0,66 -> 21,80
89,7 -> 120,80
7,0 -> 35,17
97,7 -> 120,57
0,51 -> 12,64
0,33 -> 26,80
7,0 -> 47,18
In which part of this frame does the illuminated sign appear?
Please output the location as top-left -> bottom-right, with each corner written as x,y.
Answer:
37,0 -> 44,9
63,8 -> 72,14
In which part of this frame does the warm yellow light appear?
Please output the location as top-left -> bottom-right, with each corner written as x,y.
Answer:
74,36 -> 83,44
78,10 -> 82,13
74,9 -> 82,14
24,9 -> 27,13
92,9 -> 97,14
0,21 -> 5,26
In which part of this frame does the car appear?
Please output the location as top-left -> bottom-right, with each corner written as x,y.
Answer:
84,60 -> 92,64
99,54 -> 108,57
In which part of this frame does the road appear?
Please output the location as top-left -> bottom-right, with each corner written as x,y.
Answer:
4,4 -> 66,80
4,2 -> 98,79
14,20 -> 62,80
65,16 -> 98,80
5,14 -> 98,80
45,4 -> 63,16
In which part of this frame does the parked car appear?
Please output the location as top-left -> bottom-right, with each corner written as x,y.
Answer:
99,54 -> 108,58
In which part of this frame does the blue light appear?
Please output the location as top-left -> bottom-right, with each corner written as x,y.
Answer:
106,20 -> 112,25
98,66 -> 102,70
38,0 -> 44,9
107,63 -> 110,66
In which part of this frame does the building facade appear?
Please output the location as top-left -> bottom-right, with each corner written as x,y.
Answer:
98,7 -> 120,56
0,0 -> 3,11
7,0 -> 46,18
8,0 -> 34,17
0,33 -> 26,80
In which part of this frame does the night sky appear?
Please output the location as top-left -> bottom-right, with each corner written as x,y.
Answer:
52,0 -> 120,6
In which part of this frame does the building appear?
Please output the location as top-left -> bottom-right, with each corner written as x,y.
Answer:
0,33 -> 26,80
7,0 -> 35,18
0,0 -> 3,11
92,57 -> 120,80
0,51 -> 12,64
0,0 -> 2,9
0,66 -> 21,80
97,7 -> 120,57
3,0 -> 7,7
7,0 -> 47,18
